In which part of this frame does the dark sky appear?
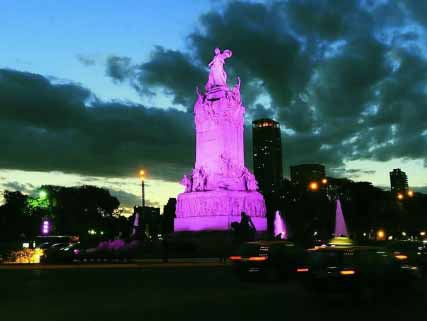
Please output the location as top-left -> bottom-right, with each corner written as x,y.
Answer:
0,0 -> 426,207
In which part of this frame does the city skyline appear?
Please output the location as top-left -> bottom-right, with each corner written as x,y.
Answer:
1,0 -> 426,209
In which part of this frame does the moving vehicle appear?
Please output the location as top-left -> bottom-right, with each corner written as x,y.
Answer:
229,240 -> 308,281
40,242 -> 82,263
305,245 -> 421,298
385,240 -> 427,271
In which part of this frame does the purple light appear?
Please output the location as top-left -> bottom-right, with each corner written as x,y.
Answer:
175,48 -> 267,232
41,219 -> 50,235
273,211 -> 287,239
334,199 -> 348,237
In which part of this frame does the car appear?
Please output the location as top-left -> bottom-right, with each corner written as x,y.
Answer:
304,245 -> 421,299
229,240 -> 308,281
40,242 -> 82,263
385,240 -> 427,271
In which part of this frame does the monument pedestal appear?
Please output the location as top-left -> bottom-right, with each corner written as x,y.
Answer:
175,190 -> 267,232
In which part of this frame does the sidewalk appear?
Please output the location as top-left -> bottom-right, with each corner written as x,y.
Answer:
0,258 -> 230,270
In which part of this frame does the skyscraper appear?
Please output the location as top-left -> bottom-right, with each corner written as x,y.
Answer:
252,119 -> 283,196
162,198 -> 176,234
390,168 -> 408,193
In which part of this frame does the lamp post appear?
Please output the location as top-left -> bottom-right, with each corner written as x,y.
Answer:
139,170 -> 145,208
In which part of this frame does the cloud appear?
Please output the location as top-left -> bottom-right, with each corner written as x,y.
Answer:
1,181 -> 34,193
76,54 -> 97,67
106,56 -> 134,82
0,69 -> 194,181
103,0 -> 426,175
413,186 -> 427,195
106,47 -> 206,106
1,0 -> 426,187
109,188 -> 159,208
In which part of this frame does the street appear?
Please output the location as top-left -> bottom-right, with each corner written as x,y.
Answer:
1,263 -> 426,321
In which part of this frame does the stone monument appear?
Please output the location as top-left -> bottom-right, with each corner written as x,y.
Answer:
175,48 -> 267,232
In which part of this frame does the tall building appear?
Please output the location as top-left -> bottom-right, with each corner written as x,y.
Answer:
290,164 -> 326,190
252,119 -> 283,196
390,168 -> 408,193
162,198 -> 176,234
133,206 -> 161,239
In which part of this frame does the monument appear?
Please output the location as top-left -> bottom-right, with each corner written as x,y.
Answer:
175,48 -> 267,232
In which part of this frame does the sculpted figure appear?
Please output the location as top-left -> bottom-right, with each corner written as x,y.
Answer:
180,174 -> 193,193
205,48 -> 232,91
242,168 -> 258,191
231,77 -> 241,104
192,167 -> 207,191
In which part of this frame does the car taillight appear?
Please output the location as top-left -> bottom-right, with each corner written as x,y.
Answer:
296,268 -> 309,272
229,256 -> 242,261
395,254 -> 408,260
340,269 -> 356,276
248,256 -> 268,261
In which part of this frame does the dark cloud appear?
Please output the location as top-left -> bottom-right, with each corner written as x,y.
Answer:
402,0 -> 427,27
106,47 -> 206,106
109,189 -> 159,208
1,181 -> 34,193
106,56 -> 134,83
342,168 -> 376,178
249,104 -> 275,121
104,0 -> 426,176
76,54 -> 96,67
1,0 -> 426,187
413,186 -> 427,195
0,69 -> 194,181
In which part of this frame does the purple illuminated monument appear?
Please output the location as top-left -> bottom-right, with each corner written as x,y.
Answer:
334,199 -> 348,237
175,48 -> 267,232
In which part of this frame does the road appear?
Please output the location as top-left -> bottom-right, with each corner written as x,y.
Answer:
1,263 -> 426,321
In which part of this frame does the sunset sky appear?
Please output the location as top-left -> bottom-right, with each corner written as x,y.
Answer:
1,0 -> 426,210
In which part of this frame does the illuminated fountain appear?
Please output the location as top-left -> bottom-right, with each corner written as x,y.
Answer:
334,199 -> 348,237
273,210 -> 287,239
175,48 -> 267,232
329,199 -> 352,246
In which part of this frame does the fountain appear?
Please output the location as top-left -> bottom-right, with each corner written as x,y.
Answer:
334,199 -> 348,237
328,199 -> 353,246
175,48 -> 267,232
273,210 -> 287,239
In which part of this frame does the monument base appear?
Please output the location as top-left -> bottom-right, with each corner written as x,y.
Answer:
175,190 -> 267,232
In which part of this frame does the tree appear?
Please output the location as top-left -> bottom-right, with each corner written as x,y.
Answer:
0,191 -> 33,240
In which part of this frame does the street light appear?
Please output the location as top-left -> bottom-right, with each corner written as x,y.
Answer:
397,193 -> 404,200
139,169 -> 146,207
377,229 -> 385,240
321,178 -> 328,184
39,190 -> 47,199
308,181 -> 319,191
407,190 -> 414,197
